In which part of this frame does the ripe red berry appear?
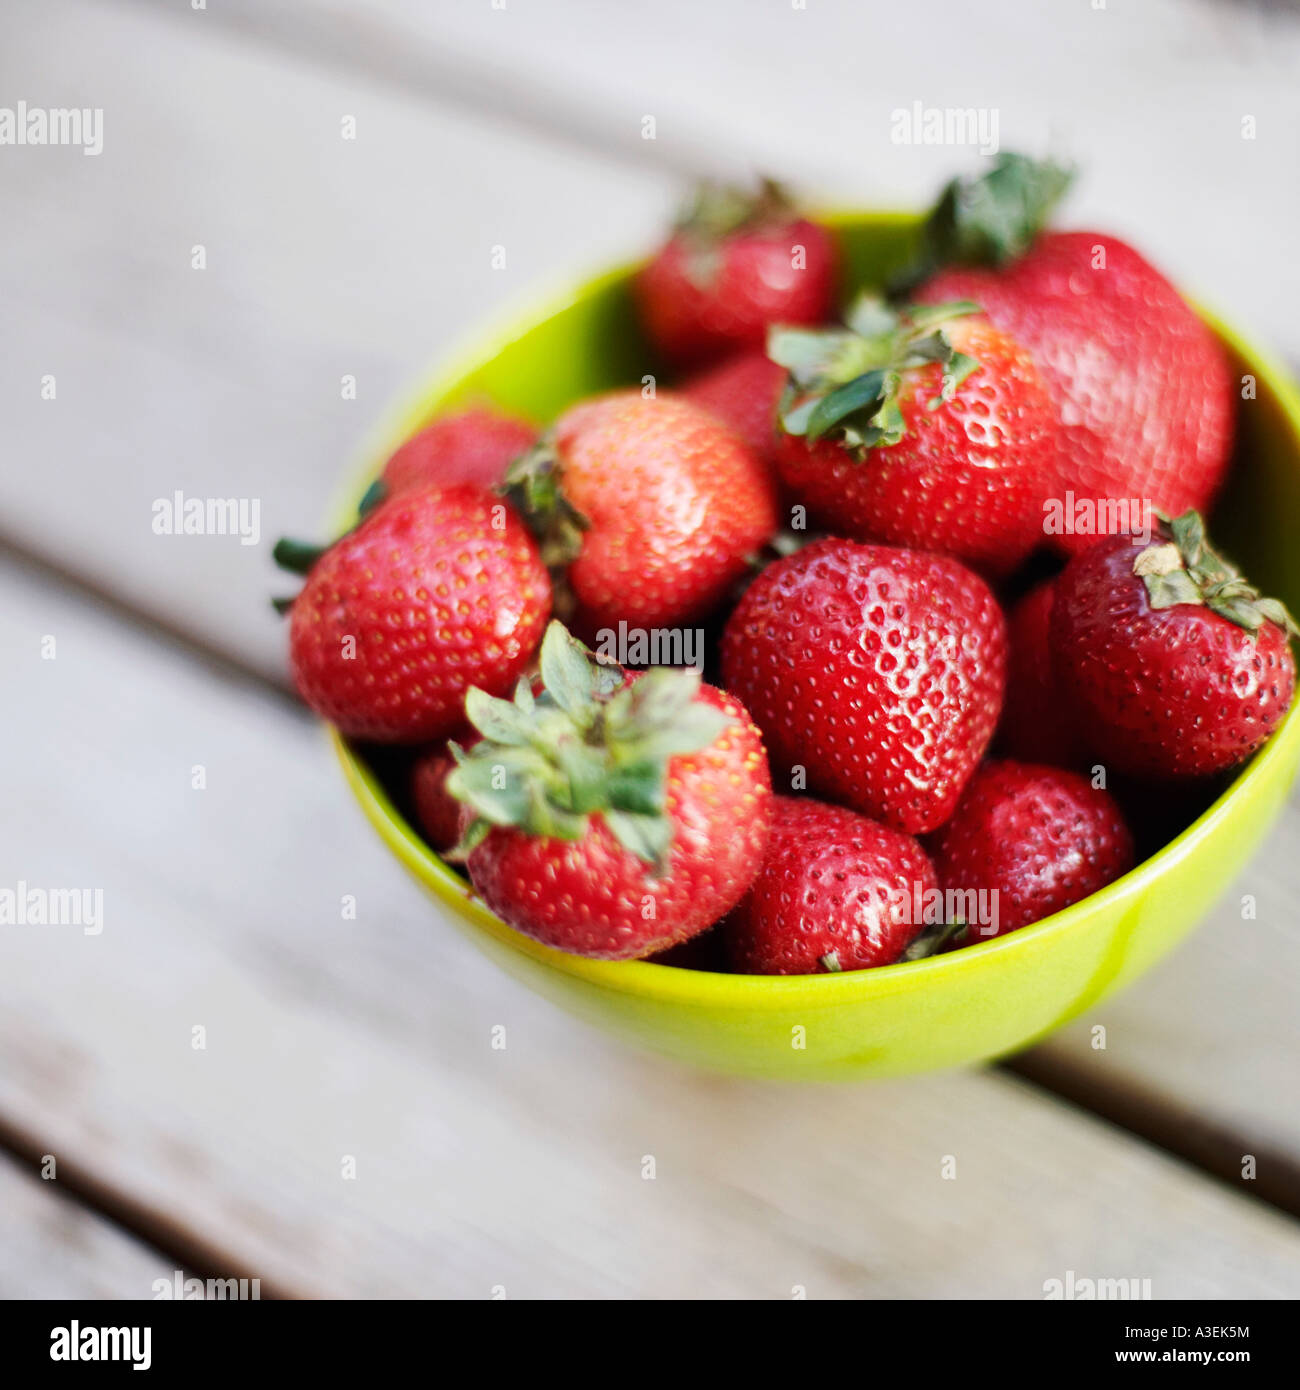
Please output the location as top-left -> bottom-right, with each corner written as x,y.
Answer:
505,391 -> 777,637
769,299 -> 1058,575
722,537 -> 1006,834
285,485 -> 550,743
914,161 -> 1232,554
681,350 -> 787,466
452,624 -> 772,959
635,180 -> 835,366
380,406 -> 536,498
931,760 -> 1134,938
725,796 -> 938,974
410,745 -> 466,853
999,578 -> 1090,768
1051,513 -> 1297,778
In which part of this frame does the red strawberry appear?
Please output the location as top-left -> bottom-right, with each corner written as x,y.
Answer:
768,298 -> 1058,575
635,179 -> 835,366
681,350 -> 786,466
411,746 -> 465,853
721,537 -> 1006,833
380,406 -> 536,499
450,623 -> 772,960
931,760 -> 1134,939
280,485 -> 550,743
1051,512 -> 1297,778
999,578 -> 1089,768
910,158 -> 1233,552
725,796 -> 937,975
504,391 -> 777,638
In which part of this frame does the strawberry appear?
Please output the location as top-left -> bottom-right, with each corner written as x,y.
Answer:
910,156 -> 1233,552
378,406 -> 536,500
725,796 -> 937,975
411,745 -> 466,853
1051,511 -> 1297,778
449,623 -> 772,960
504,391 -> 777,638
681,349 -> 787,466
278,485 -> 550,743
721,537 -> 1006,834
768,297 -> 1058,575
369,405 -> 539,511
999,577 -> 1089,768
635,179 -> 836,367
931,760 -> 1134,939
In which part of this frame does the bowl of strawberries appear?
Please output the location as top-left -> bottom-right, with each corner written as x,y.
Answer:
277,156 -> 1300,1079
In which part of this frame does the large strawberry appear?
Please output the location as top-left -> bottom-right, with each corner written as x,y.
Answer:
635,179 -> 836,367
768,296 -> 1058,574
681,349 -> 787,467
999,577 -> 1089,768
377,406 -> 536,501
931,760 -> 1134,939
449,623 -> 772,959
504,391 -> 777,638
722,537 -> 1005,834
278,485 -> 550,743
1052,511 -> 1297,778
725,796 -> 937,975
910,155 -> 1233,551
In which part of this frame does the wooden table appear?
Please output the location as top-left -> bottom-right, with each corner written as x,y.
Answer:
2,0 -> 1299,1299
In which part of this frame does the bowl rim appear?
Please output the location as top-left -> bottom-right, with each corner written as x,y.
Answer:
333,210 -> 1300,1011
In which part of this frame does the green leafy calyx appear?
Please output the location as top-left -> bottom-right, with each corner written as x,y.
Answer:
768,296 -> 982,457
445,622 -> 730,867
499,437 -> 590,570
673,177 -> 795,287
1132,510 -> 1300,639
892,152 -> 1073,295
674,176 -> 794,244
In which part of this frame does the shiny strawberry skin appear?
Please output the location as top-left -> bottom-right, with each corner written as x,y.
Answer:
381,407 -> 536,496
919,232 -> 1234,555
465,686 -> 772,959
725,796 -> 937,974
931,760 -> 1134,938
1051,534 -> 1296,777
553,392 -> 778,635
681,350 -> 787,466
721,538 -> 1006,834
999,578 -> 1090,768
774,317 -> 1057,575
636,218 -> 835,366
288,486 -> 550,743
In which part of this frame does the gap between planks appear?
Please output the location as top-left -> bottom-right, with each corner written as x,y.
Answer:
119,0 -> 724,182
0,1114 -> 289,1301
3,526 -> 1299,1243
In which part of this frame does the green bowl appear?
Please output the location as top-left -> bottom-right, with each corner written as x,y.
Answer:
334,213 -> 1300,1080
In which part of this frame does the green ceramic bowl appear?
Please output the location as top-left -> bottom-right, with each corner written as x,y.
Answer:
334,213 -> 1300,1080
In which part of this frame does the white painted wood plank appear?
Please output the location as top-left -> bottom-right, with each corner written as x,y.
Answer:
0,1152 -> 173,1300
3,552 -> 1300,1298
0,0 -> 674,685
202,0 -> 1300,358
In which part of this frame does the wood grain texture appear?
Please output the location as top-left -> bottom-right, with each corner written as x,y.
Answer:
0,1151 -> 174,1300
3,550 -> 1300,1298
0,0 -> 674,685
187,0 -> 1300,355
